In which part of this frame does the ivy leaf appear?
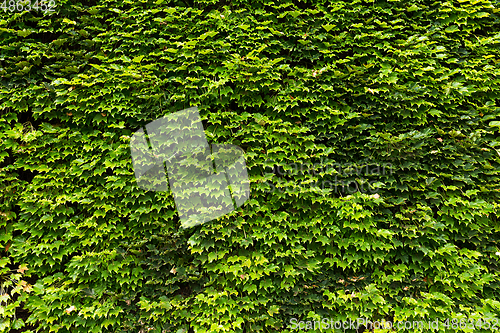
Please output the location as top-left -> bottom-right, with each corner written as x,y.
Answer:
322,24 -> 336,32
132,55 -> 144,63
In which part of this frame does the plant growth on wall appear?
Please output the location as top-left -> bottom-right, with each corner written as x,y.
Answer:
1,0 -> 500,332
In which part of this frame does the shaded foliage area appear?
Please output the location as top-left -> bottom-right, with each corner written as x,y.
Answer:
1,0 -> 500,332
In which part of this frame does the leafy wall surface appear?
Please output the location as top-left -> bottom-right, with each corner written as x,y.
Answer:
1,0 -> 500,332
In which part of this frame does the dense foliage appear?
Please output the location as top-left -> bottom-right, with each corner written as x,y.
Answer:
1,0 -> 500,332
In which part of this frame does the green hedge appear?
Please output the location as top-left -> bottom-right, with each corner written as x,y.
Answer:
1,0 -> 500,332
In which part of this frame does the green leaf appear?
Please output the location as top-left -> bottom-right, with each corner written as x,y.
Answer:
132,55 -> 144,63
17,30 -> 32,37
322,24 -> 336,32
408,4 -> 419,11
63,18 -> 77,25
267,305 -> 279,316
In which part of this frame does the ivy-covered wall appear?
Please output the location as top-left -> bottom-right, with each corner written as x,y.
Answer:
1,0 -> 500,332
